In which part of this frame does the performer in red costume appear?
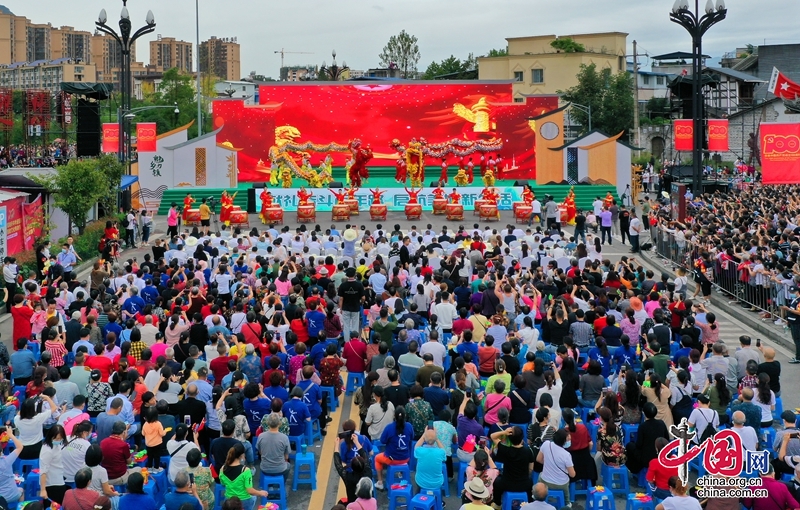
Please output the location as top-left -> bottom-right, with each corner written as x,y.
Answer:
522,185 -> 535,206
604,191 -> 614,208
405,185 -> 422,204
330,188 -> 346,204
219,190 -> 238,226
182,193 -> 195,222
370,188 -> 386,205
348,139 -> 373,188
395,158 -> 407,183
432,185 -> 445,200
467,157 -> 475,184
448,188 -> 462,204
259,189 -> 273,223
439,158 -> 449,186
345,186 -> 358,201
297,186 -> 313,206
479,154 -> 487,176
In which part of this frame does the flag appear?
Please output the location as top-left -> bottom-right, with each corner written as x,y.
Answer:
102,123 -> 119,153
674,119 -> 693,151
136,122 -> 157,152
761,122 -> 800,184
768,67 -> 800,100
707,119 -> 729,152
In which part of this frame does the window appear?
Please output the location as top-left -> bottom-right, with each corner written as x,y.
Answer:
513,71 -> 523,82
642,75 -> 650,85
657,76 -> 665,85
514,97 -> 524,103
532,68 -> 544,84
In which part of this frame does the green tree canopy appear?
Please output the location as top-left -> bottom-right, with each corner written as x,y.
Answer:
423,54 -> 476,80
559,63 -> 634,137
484,48 -> 508,57
129,68 -> 202,137
550,38 -> 585,53
379,30 -> 421,78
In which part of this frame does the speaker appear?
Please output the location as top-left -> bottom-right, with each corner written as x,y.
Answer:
328,181 -> 343,189
76,99 -> 100,157
430,181 -> 443,188
514,180 -> 529,187
252,182 -> 265,189
247,188 -> 256,213
702,182 -> 727,195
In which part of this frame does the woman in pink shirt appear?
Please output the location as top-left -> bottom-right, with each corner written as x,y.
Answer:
643,292 -> 661,317
482,379 -> 511,426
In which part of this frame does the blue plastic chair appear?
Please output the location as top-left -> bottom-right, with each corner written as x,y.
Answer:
292,451 -> 317,490
626,493 -> 656,510
345,372 -> 365,395
13,459 -> 38,476
409,493 -> 437,510
546,490 -> 566,509
306,419 -> 322,444
387,463 -> 412,485
601,464 -> 630,496
501,491 -> 529,510
320,385 -> 338,412
588,488 -> 614,510
389,482 -> 413,510
774,396 -> 784,422
259,474 -> 287,508
457,461 -> 467,492
213,483 -> 226,510
622,423 -> 639,443
440,463 -> 450,497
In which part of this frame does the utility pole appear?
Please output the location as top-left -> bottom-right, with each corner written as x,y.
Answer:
633,40 -> 640,151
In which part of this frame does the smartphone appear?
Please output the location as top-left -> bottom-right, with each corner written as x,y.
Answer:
757,338 -> 762,347
427,420 -> 434,429
230,388 -> 239,393
478,438 -> 486,448
184,415 -> 191,427
465,390 -> 472,398
707,374 -> 713,383
58,325 -> 63,334
188,473 -> 194,486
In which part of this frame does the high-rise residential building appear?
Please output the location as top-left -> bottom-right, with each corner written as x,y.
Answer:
150,35 -> 193,73
199,36 -> 240,81
0,9 -> 28,64
91,31 -> 138,83
0,58 -> 96,92
51,26 -> 92,63
26,22 -> 51,62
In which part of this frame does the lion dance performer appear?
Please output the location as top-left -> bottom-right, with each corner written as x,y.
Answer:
563,187 -> 577,225
454,166 -> 468,186
406,138 -> 426,187
483,168 -> 496,187
298,186 -> 314,206
449,188 -> 462,204
281,166 -> 293,188
371,187 -> 386,205
182,193 -> 195,222
220,190 -> 238,226
405,185 -> 422,204
330,188 -> 346,205
269,161 -> 280,186
259,189 -> 273,224
348,139 -> 373,188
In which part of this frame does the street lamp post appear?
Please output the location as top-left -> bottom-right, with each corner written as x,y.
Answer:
670,0 -> 727,195
319,50 -> 349,81
567,102 -> 592,135
96,0 -> 156,209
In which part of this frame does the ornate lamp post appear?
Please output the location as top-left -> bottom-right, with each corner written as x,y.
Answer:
670,0 -> 727,195
319,50 -> 349,81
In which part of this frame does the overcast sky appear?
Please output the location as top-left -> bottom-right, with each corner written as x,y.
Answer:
9,0 -> 797,79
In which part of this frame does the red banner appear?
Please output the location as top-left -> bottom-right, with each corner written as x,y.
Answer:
3,197 -> 25,256
102,123 -> 119,153
761,123 -> 800,184
136,122 -> 157,152
674,119 -> 693,151
707,119 -> 729,152
22,194 -> 43,251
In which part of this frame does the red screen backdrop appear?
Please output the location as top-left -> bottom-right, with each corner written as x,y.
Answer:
674,119 -> 693,151
213,83 -> 558,182
761,123 -> 800,184
707,119 -> 729,152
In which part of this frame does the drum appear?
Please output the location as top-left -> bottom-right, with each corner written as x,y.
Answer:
515,205 -> 532,224
479,203 -> 499,221
432,198 -> 447,215
332,204 -> 350,221
473,199 -> 487,216
265,207 -> 283,224
512,202 -> 526,214
184,209 -> 201,224
297,204 -> 316,223
405,203 -> 422,220
229,210 -> 248,225
446,203 -> 464,221
370,204 -> 387,221
346,199 -> 360,215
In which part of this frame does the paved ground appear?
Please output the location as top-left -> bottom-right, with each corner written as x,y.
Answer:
6,210 -> 796,510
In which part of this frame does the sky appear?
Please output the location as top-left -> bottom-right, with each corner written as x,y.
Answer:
6,0 -> 798,79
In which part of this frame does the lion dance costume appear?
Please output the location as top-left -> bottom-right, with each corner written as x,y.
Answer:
348,140 -> 373,188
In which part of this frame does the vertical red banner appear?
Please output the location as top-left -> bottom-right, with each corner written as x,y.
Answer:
136,122 -> 157,152
674,119 -> 693,151
102,124 -> 119,153
707,119 -> 729,152
761,123 -> 800,184
22,194 -> 43,251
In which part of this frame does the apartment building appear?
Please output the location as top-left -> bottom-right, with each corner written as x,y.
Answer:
199,36 -> 240,81
150,35 -> 193,73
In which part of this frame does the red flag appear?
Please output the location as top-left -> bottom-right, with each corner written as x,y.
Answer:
136,122 -> 157,152
707,119 -> 729,152
768,67 -> 800,100
674,119 -> 693,151
22,194 -> 43,251
761,122 -> 800,184
102,123 -> 119,153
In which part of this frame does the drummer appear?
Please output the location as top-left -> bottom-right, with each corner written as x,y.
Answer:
448,188 -> 461,204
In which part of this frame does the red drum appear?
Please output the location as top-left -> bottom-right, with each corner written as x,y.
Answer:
229,210 -> 249,226
184,209 -> 201,224
515,206 -> 532,224
265,207 -> 283,224
473,199 -> 487,216
432,198 -> 447,215
332,204 -> 350,221
512,202 -> 526,214
405,203 -> 422,220
346,199 -> 360,215
297,204 -> 316,223
446,203 -> 464,221
479,203 -> 499,221
370,204 -> 387,221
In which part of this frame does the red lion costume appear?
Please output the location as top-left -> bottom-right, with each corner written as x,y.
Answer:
348,139 -> 373,188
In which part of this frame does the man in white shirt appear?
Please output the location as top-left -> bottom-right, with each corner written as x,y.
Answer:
369,268 -> 387,295
419,334 -> 447,367
531,198 -> 542,228
730,410 -> 758,452
520,483 -> 558,510
433,291 -> 458,333
139,316 -> 160,346
166,423 -> 201,483
628,210 -> 642,253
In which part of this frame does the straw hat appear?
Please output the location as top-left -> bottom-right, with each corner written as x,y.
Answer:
464,478 -> 489,500
185,237 -> 198,248
343,228 -> 358,242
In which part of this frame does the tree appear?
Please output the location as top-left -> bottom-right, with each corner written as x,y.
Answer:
485,48 -> 508,57
550,38 -> 585,53
423,54 -> 476,80
95,154 -> 125,217
379,30 -> 421,78
645,97 -> 671,122
131,68 -> 201,137
31,158 -> 107,234
559,63 -> 634,137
